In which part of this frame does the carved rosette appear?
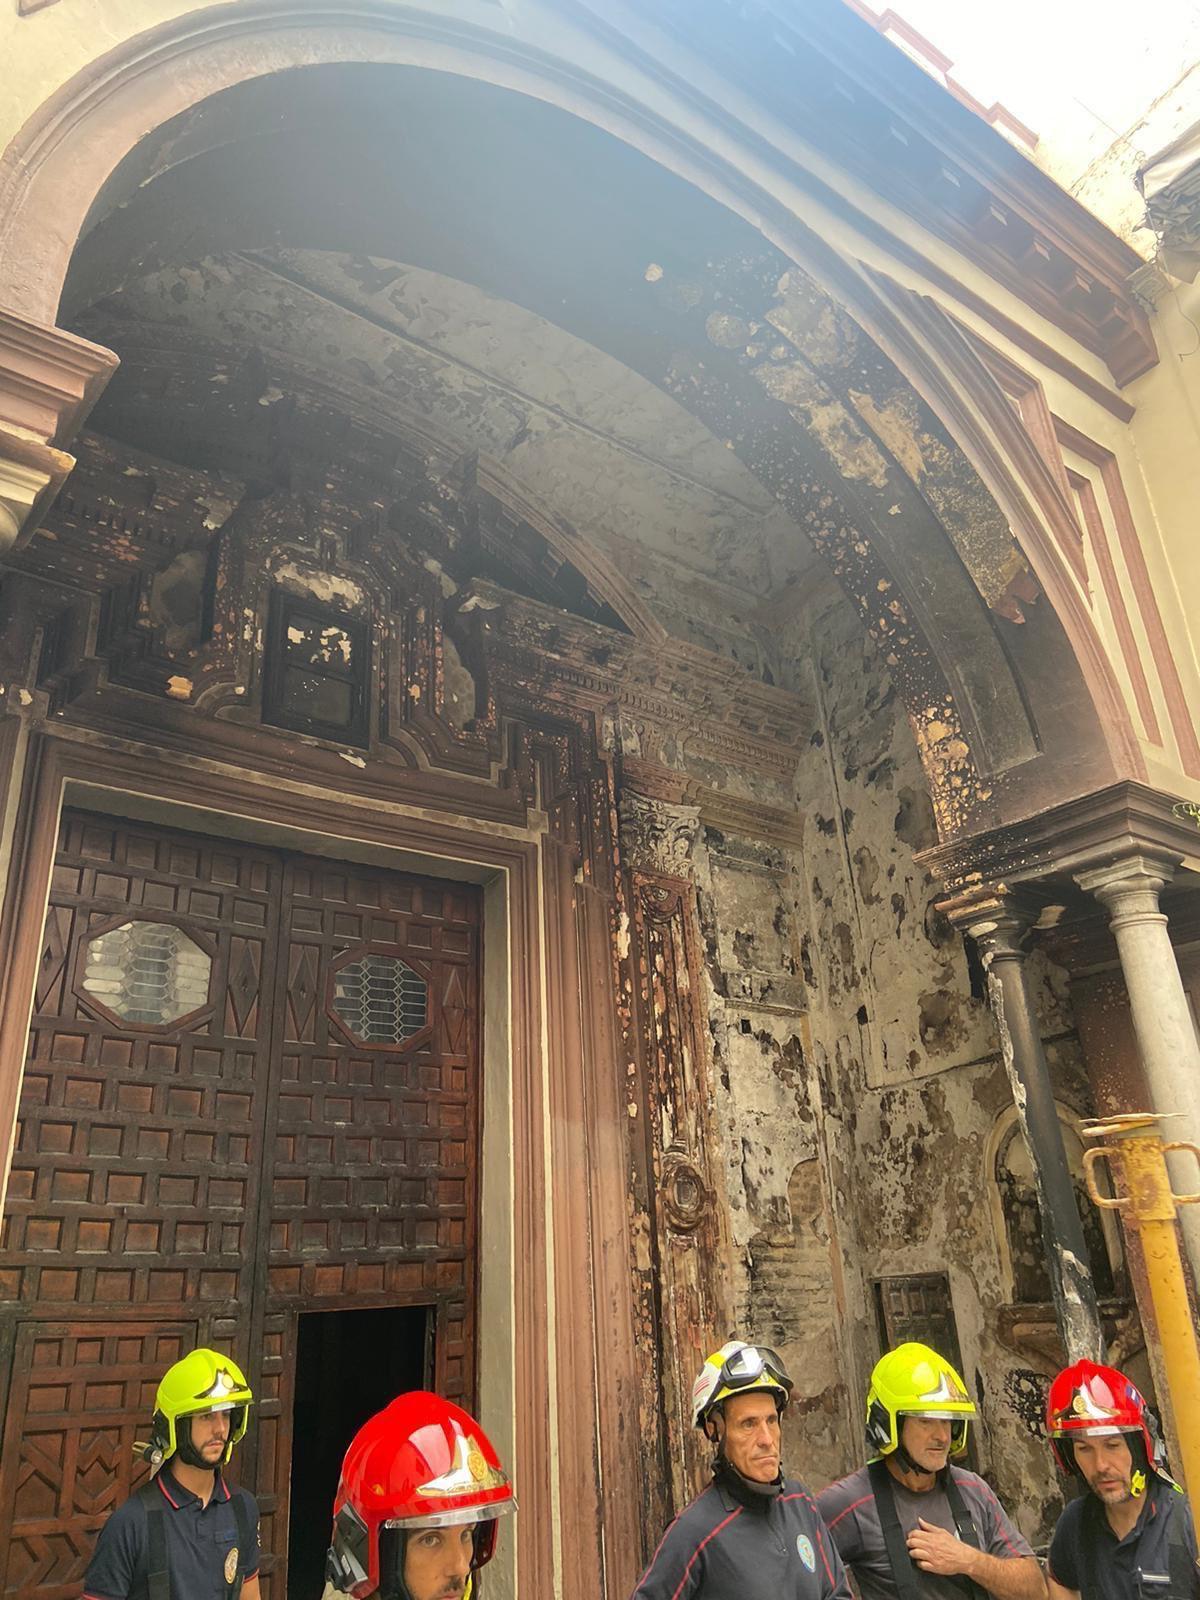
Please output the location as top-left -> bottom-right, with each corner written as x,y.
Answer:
660,1153 -> 713,1234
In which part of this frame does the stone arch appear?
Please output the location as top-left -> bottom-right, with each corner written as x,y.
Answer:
0,10 -> 1141,836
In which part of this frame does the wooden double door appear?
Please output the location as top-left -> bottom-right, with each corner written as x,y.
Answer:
0,812 -> 481,1600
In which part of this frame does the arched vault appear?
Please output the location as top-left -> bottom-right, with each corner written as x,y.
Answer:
2,47 -> 1140,836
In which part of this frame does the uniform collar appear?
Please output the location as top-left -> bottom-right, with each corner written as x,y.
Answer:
714,1470 -> 787,1514
1084,1479 -> 1163,1547
157,1467 -> 229,1510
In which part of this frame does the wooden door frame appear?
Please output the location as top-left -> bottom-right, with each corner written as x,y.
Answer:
0,728 -> 632,1600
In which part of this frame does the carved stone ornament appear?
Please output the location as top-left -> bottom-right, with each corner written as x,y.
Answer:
660,1153 -> 713,1234
618,790 -> 701,877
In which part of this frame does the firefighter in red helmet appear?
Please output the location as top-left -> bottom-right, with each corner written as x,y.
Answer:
1044,1360 -> 1199,1600
325,1392 -> 514,1600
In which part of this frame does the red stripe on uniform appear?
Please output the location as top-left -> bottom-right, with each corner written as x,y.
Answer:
667,1508 -> 744,1600
824,1491 -> 873,1530
780,1494 -> 836,1582
973,1477 -> 1018,1556
156,1477 -> 181,1509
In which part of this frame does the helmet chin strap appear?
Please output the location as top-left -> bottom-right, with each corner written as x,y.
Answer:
890,1438 -> 929,1478
174,1417 -> 215,1471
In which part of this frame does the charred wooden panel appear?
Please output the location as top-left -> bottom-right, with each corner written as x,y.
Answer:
627,867 -> 730,1504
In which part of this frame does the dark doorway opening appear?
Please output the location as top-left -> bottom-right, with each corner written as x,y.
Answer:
288,1305 -> 432,1599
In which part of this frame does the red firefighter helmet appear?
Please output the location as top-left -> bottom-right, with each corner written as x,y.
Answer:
326,1392 -> 515,1599
1045,1360 -> 1167,1480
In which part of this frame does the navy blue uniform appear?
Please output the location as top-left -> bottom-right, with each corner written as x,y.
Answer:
632,1476 -> 853,1600
1049,1479 -> 1200,1600
82,1469 -> 260,1600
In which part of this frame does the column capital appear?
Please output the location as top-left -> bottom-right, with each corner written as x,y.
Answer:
936,881 -> 1033,958
617,788 -> 702,878
1075,849 -> 1179,911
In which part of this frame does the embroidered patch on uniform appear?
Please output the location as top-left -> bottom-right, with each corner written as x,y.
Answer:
797,1534 -> 816,1571
225,1546 -> 239,1585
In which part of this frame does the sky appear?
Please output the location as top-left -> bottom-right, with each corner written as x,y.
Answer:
867,0 -> 1200,186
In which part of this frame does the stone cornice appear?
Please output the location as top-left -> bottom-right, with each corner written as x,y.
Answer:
587,0 -> 1155,385
0,309 -> 117,446
916,780 -> 1200,893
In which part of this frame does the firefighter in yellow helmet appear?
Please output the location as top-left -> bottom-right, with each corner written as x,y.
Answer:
630,1339 -> 852,1600
82,1347 -> 260,1600
817,1343 -> 1044,1600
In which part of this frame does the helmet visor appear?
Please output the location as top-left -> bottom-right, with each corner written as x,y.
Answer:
384,1504 -> 513,1532
718,1345 -> 790,1393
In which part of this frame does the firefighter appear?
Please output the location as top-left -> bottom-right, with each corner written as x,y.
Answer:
818,1342 -> 1043,1600
630,1338 -> 852,1600
324,1391 -> 515,1600
1045,1359 -> 1200,1600
82,1347 -> 259,1600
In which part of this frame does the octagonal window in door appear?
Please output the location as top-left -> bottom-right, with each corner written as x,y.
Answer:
81,921 -> 212,1026
331,952 -> 429,1045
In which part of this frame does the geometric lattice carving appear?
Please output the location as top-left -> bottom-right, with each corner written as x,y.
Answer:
81,922 -> 211,1025
331,952 -> 428,1044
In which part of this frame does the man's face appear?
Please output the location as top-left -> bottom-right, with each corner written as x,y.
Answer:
899,1415 -> 953,1474
185,1409 -> 232,1466
716,1392 -> 782,1483
1073,1433 -> 1136,1506
402,1525 -> 476,1600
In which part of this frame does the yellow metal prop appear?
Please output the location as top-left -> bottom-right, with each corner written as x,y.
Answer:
1081,1113 -> 1200,1530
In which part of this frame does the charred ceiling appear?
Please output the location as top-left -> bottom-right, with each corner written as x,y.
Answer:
56,61 -> 1124,839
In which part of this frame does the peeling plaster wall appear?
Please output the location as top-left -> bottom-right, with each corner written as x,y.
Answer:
666,581 -> 1111,1540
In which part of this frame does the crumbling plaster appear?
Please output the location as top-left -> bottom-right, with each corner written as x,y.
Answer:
667,578 -> 1104,1538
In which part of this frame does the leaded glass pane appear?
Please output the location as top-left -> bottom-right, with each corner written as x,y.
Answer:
82,921 -> 211,1025
332,953 -> 428,1044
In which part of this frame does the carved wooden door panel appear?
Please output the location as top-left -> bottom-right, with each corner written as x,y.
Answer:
0,814 -> 482,1600
0,812 -> 280,1600
252,858 -> 481,1590
0,1322 -> 197,1600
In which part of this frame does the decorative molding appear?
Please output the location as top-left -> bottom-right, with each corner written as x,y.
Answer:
617,790 -> 701,878
622,756 -> 806,847
1053,417 -> 1200,779
0,452 -> 52,551
625,866 -> 731,1499
0,432 -> 73,552
917,780 -> 1200,895
659,1153 -> 713,1234
0,310 -> 117,445
640,0 -> 1157,384
864,275 -> 1144,784
476,582 -> 816,788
